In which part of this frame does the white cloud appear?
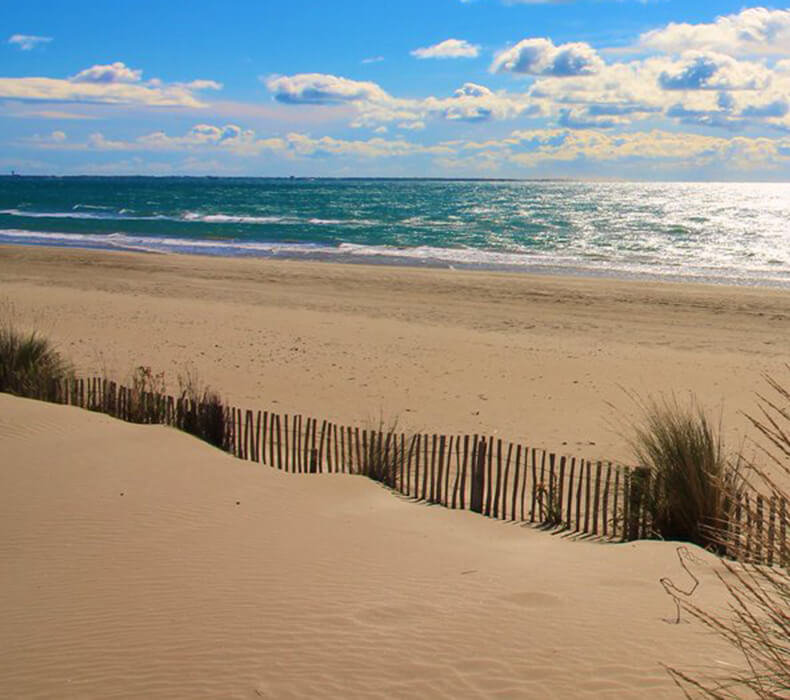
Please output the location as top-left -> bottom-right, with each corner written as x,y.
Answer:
491,38 -> 603,76
461,128 -> 790,169
27,122 -> 453,160
71,62 -> 142,84
265,73 -> 389,104
658,51 -> 772,91
411,39 -> 480,59
641,7 -> 790,56
0,62 -> 221,108
8,34 -> 52,51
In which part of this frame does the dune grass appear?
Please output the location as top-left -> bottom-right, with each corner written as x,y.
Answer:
360,418 -> 415,490
176,366 -> 227,449
627,394 -> 743,549
666,377 -> 790,698
0,321 -> 73,400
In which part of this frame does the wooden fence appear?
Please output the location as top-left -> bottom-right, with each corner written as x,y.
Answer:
39,375 -> 789,566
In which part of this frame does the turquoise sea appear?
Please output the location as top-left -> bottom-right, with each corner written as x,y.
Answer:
2,176 -> 790,286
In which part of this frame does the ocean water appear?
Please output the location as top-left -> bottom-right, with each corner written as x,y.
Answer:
1,176 -> 790,287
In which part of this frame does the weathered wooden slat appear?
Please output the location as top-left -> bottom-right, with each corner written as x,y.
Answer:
511,445 -> 521,522
493,439 -> 504,519
602,463 -> 612,537
450,436 -> 460,508
582,460 -> 591,534
339,423 -> 347,474
622,468 -> 632,541
316,420 -> 327,475
282,414 -> 291,472
546,452 -> 555,525
414,433 -> 422,498
520,447 -> 529,522
435,435 -> 445,505
253,410 -> 261,462
502,442 -> 513,521
485,436 -> 494,517
444,435 -> 453,506
566,457 -> 576,530
470,437 -> 486,514
612,467 -> 621,540
332,423 -> 343,472
530,448 -> 538,523
276,414 -> 284,471
421,434 -> 430,501
557,456 -> 566,528
640,470 -> 652,540
269,410 -> 276,466
246,409 -> 255,461
592,461 -> 602,536
460,435 -> 471,511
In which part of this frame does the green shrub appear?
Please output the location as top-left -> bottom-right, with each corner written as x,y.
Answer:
0,322 -> 72,400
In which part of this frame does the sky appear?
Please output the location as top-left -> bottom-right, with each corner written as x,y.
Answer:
4,1 -> 790,179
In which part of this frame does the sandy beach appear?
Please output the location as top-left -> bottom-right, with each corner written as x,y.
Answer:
2,244 -> 789,698
3,244 -> 790,463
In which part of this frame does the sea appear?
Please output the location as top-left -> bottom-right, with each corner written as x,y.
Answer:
2,176 -> 790,287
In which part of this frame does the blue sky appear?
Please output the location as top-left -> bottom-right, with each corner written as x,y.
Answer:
4,1 -> 790,179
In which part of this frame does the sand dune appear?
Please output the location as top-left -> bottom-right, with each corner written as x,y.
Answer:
1,394 -> 741,699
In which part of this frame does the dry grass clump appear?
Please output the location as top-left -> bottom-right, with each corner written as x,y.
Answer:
0,321 -> 72,400
667,374 -> 790,698
360,418 -> 415,490
125,365 -> 168,423
627,394 -> 743,549
176,367 -> 227,450
669,561 -> 790,699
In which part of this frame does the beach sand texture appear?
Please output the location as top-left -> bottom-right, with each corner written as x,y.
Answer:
1,393 -> 741,699
3,245 -> 790,464
3,245 -> 789,698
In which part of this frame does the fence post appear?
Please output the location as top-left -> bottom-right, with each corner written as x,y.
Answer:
470,438 -> 486,514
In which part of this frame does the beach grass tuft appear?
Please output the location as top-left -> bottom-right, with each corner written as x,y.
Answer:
0,320 -> 72,400
360,418 -> 414,491
667,375 -> 790,698
627,394 -> 742,549
176,367 -> 227,449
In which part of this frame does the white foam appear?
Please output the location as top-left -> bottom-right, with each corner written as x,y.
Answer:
2,228 -> 789,287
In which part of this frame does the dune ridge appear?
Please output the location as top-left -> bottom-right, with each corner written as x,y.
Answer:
1,394 -> 743,699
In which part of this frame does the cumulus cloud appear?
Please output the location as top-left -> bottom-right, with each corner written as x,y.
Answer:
641,7 -> 790,56
411,39 -> 480,59
265,73 -> 389,104
0,62 -> 221,108
423,83 -> 534,122
71,62 -> 142,84
491,38 -> 603,76
8,34 -> 52,50
658,51 -> 771,91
